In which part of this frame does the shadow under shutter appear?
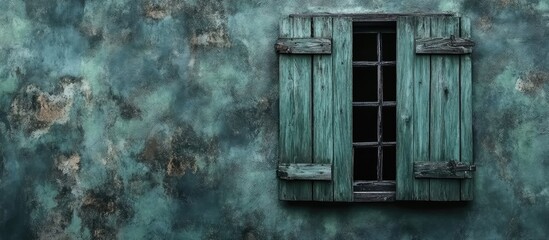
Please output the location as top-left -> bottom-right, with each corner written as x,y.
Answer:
396,16 -> 475,201
277,16 -> 353,201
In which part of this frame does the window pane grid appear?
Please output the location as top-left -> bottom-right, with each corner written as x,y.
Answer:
353,23 -> 396,183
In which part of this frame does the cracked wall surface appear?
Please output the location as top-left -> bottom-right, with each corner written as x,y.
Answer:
1,0 -> 549,239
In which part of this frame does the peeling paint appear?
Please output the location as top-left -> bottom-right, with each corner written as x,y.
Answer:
143,0 -> 185,20
56,154 -> 80,177
477,16 -> 493,31
144,4 -> 170,20
9,76 -> 91,137
139,124 -> 214,177
191,29 -> 231,47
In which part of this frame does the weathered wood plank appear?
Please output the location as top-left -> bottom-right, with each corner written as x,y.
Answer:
313,17 -> 334,201
353,191 -> 395,202
332,17 -> 353,202
460,17 -> 474,201
278,163 -> 332,181
275,38 -> 331,54
353,181 -> 396,191
396,16 -> 415,200
429,16 -> 461,201
414,161 -> 475,179
278,17 -> 313,201
415,36 -> 474,54
411,16 -> 431,200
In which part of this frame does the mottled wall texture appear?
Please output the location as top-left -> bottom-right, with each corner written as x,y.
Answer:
0,0 -> 548,239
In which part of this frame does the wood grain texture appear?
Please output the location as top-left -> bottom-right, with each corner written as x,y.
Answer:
354,192 -> 395,202
429,16 -> 461,201
460,17 -> 474,201
414,161 -> 475,179
353,181 -> 396,191
275,38 -> 331,54
411,16 -> 431,200
332,17 -> 353,202
396,16 -> 415,200
415,36 -> 474,54
277,163 -> 332,181
278,17 -> 313,201
312,17 -> 334,201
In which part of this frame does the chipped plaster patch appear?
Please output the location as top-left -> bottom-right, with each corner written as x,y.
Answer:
191,29 -> 231,48
140,135 -> 199,177
478,17 -> 493,31
9,77 -> 91,137
520,187 -> 536,204
515,71 -> 549,94
56,154 -> 81,177
166,155 -> 197,177
515,77 -> 535,92
499,0 -> 514,7
144,4 -> 169,20
139,125 -> 218,178
188,4 -> 231,48
143,0 -> 184,20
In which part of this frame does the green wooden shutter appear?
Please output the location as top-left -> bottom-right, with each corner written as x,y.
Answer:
396,16 -> 475,201
277,16 -> 353,201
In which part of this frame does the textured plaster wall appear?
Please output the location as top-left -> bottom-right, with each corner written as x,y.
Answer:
0,0 -> 548,239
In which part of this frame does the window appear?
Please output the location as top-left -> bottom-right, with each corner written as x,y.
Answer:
276,14 -> 475,202
352,22 -> 397,201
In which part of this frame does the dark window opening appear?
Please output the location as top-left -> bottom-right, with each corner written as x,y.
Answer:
352,22 -> 397,193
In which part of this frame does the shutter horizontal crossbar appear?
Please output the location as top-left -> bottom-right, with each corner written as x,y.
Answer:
415,36 -> 475,54
277,163 -> 332,181
353,142 -> 396,147
353,101 -> 396,107
353,61 -> 395,66
414,161 -> 476,179
275,38 -> 331,54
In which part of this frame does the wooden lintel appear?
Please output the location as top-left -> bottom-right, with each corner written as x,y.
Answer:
289,13 -> 455,21
275,38 -> 331,54
415,36 -> 475,54
414,161 -> 475,179
277,163 -> 332,181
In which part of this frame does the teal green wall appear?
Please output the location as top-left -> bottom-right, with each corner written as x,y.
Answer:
1,0 -> 549,239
